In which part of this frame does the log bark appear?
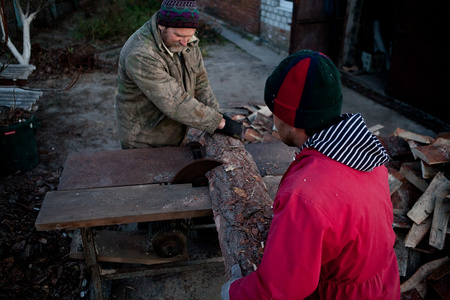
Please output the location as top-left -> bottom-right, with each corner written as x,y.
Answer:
205,133 -> 274,278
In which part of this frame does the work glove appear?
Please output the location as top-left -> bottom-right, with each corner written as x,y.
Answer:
217,115 -> 243,140
221,264 -> 242,300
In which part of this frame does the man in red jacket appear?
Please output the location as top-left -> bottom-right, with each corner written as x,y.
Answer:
221,50 -> 400,299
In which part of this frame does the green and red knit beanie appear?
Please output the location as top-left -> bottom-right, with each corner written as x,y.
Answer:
264,50 -> 343,135
157,0 -> 199,28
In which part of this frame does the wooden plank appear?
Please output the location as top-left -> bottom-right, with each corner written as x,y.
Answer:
407,172 -> 450,225
35,184 -> 212,231
429,196 -> 450,250
70,230 -> 188,265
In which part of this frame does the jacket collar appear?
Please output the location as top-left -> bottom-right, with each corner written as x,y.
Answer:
300,113 -> 389,172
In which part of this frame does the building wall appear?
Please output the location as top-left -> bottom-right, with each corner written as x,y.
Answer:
260,0 -> 292,52
197,0 -> 292,52
196,0 -> 261,36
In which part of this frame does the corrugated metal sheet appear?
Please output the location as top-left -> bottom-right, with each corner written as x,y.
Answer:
0,87 -> 43,110
0,64 -> 41,110
0,64 -> 36,80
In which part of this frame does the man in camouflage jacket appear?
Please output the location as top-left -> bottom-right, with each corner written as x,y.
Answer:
116,0 -> 241,148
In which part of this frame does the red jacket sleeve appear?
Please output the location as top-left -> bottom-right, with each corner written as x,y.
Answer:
229,191 -> 341,299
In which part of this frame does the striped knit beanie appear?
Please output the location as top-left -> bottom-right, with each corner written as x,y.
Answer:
158,0 -> 199,28
264,50 -> 343,135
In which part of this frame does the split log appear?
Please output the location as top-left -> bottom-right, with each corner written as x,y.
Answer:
396,231 -> 421,277
420,161 -> 440,180
407,172 -> 450,225
407,140 -> 419,160
388,173 -> 403,196
400,257 -> 449,295
368,124 -> 384,134
399,163 -> 429,193
404,218 -> 432,248
393,128 -> 435,144
411,138 -> 450,165
429,196 -> 450,250
378,135 -> 413,160
204,133 -> 273,278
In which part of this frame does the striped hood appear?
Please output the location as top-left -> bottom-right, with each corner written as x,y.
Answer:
300,113 -> 389,172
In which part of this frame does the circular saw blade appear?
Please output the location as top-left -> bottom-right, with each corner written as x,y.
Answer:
171,158 -> 223,187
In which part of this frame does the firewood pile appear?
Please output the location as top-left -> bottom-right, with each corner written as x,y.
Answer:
378,128 -> 449,300
221,105 -> 449,299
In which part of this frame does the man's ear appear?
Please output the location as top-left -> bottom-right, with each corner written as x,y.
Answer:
158,25 -> 165,31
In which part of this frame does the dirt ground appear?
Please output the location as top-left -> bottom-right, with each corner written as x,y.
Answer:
0,10 -> 281,299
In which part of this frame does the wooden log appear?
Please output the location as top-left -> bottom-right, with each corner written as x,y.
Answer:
400,257 -> 449,294
407,172 -> 450,225
395,232 -> 409,277
393,128 -> 435,144
378,135 -> 413,160
429,196 -> 450,250
411,138 -> 450,165
368,124 -> 384,135
420,160 -> 440,180
404,217 -> 432,248
388,166 -> 421,214
388,172 -> 403,196
400,288 -> 423,300
204,133 -> 273,278
407,140 -> 419,160
400,162 -> 429,193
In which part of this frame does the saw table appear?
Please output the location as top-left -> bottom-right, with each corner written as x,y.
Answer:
34,142 -> 296,299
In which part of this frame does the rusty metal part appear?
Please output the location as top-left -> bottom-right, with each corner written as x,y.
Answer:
148,219 -> 190,258
151,230 -> 187,258
171,158 -> 223,187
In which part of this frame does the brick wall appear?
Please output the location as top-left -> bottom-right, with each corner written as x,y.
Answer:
197,0 -> 261,36
260,0 -> 292,51
197,0 -> 292,52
